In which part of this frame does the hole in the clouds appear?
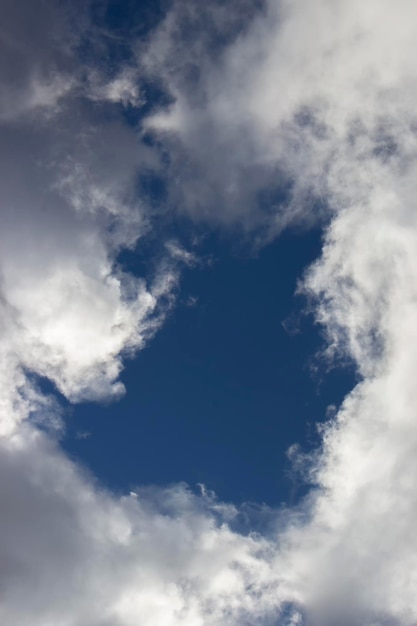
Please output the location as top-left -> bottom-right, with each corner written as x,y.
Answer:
137,169 -> 168,207
20,372 -> 68,435
94,0 -> 169,38
63,228 -> 358,508
23,371 -> 68,404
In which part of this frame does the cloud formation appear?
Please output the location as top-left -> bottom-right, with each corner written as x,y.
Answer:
0,427 -> 285,626
2,0 -> 417,625
0,0 -> 179,434
145,0 -> 417,234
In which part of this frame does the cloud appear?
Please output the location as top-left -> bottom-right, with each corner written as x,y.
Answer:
143,0 -> 417,623
144,0 -> 417,234
0,0 -> 87,120
2,0 -> 417,625
0,425 -> 286,626
0,0 -> 178,434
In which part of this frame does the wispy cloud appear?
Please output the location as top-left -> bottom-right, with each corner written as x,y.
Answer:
0,427 -> 283,625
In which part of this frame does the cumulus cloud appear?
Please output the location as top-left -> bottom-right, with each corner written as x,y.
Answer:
3,0 -> 417,625
0,0 -> 178,433
0,426 -> 285,626
144,0 -> 417,232
142,0 -> 417,623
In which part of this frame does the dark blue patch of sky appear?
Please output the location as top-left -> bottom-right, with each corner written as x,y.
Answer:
63,227 -> 356,507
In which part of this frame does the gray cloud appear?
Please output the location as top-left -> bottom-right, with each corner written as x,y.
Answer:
0,0 -> 89,119
0,426 -> 284,626
0,0 -> 178,431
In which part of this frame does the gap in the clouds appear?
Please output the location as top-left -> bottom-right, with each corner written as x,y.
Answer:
62,227 -> 357,508
90,0 -> 169,50
99,0 -> 169,38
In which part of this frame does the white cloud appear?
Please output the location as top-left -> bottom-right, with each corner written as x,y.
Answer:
0,110 -> 175,430
144,0 -> 417,233
0,0 -> 176,433
88,68 -> 143,107
0,425 -> 284,626
143,0 -> 417,623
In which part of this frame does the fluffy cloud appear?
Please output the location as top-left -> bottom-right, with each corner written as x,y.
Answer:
0,0 -> 179,434
144,0 -> 417,232
0,0 -> 86,120
0,426 -> 285,626
3,0 -> 417,625
0,4 -> 285,624
141,0 -> 417,623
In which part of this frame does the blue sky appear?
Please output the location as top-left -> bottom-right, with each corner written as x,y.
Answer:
65,227 -> 355,505
1,1 -> 417,625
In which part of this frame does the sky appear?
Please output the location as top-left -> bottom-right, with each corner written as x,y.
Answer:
1,1 -> 417,625
63,226 -> 355,506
